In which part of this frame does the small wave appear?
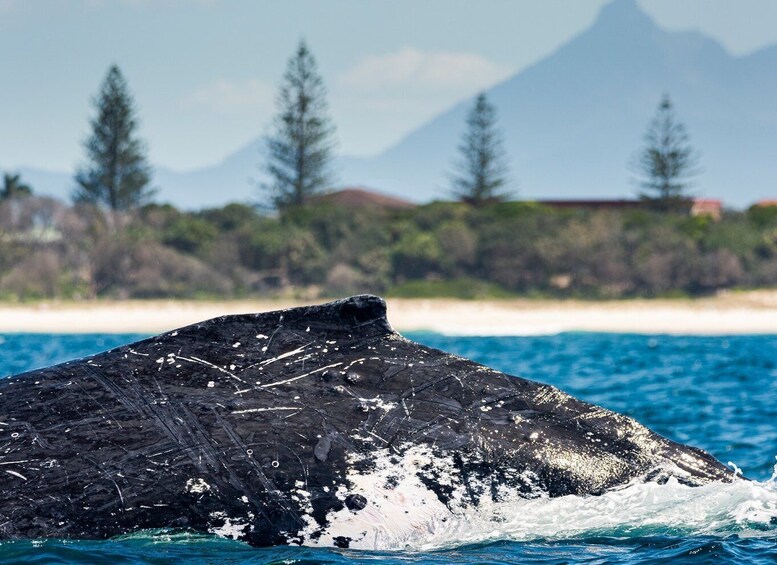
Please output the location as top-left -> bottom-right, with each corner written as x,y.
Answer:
411,473 -> 777,551
298,447 -> 777,551
1,477 -> 775,561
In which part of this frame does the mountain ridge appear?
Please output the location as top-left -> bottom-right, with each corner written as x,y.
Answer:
340,0 -> 777,206
17,0 -> 777,208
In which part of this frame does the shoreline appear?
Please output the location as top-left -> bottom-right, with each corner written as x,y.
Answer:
2,292 -> 777,335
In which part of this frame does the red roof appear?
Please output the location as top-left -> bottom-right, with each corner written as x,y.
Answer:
538,198 -> 722,209
310,188 -> 415,209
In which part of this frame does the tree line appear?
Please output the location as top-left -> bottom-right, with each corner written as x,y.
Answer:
1,194 -> 777,301
3,40 -> 699,212
2,40 -> 760,303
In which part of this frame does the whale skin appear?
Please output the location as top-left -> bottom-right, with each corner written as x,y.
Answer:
0,295 -> 734,547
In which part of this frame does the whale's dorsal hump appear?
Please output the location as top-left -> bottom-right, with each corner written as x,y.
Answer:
175,294 -> 396,348
271,294 -> 393,336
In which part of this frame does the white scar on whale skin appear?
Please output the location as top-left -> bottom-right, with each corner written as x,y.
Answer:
173,355 -> 246,383
260,363 -> 343,389
259,346 -> 308,367
231,407 -> 298,414
5,470 -> 28,481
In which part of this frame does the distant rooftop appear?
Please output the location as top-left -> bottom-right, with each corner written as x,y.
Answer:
310,188 -> 415,210
537,197 -> 722,219
537,199 -> 641,209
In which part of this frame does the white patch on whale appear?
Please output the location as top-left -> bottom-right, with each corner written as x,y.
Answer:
185,478 -> 211,494
297,444 -> 481,549
293,446 -> 777,550
208,511 -> 251,540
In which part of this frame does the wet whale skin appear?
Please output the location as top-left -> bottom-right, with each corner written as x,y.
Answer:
0,295 -> 734,547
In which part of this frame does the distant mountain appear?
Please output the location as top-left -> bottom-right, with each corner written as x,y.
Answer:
341,0 -> 777,207
20,141 -> 262,210
18,0 -> 777,208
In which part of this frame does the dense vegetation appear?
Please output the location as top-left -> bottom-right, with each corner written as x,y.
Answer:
1,194 -> 776,301
1,56 -> 716,304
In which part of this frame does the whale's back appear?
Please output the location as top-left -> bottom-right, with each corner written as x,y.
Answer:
0,295 -> 734,547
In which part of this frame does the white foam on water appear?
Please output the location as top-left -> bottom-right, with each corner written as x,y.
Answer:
411,474 -> 777,551
96,456 -> 777,551
301,451 -> 777,551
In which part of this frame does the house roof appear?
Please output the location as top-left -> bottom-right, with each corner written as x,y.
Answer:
310,188 -> 415,209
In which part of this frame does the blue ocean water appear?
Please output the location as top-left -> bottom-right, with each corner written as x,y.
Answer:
1,331 -> 776,563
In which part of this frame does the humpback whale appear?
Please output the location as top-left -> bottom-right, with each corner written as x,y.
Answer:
0,295 -> 735,548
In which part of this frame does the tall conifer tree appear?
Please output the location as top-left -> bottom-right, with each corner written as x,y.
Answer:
1,173 -> 33,199
74,65 -> 154,211
450,93 -> 510,206
634,94 -> 699,209
263,40 -> 336,209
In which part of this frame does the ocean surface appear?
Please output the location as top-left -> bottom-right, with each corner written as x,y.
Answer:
1,331 -> 776,563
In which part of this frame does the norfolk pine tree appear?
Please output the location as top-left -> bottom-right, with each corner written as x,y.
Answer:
450,93 -> 510,206
263,40 -> 336,210
1,173 -> 33,199
74,65 -> 154,212
634,94 -> 699,210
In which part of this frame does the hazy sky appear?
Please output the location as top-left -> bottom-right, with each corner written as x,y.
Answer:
1,0 -> 776,172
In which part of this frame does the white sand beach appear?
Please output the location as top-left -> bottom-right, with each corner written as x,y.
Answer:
1,291 -> 777,335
